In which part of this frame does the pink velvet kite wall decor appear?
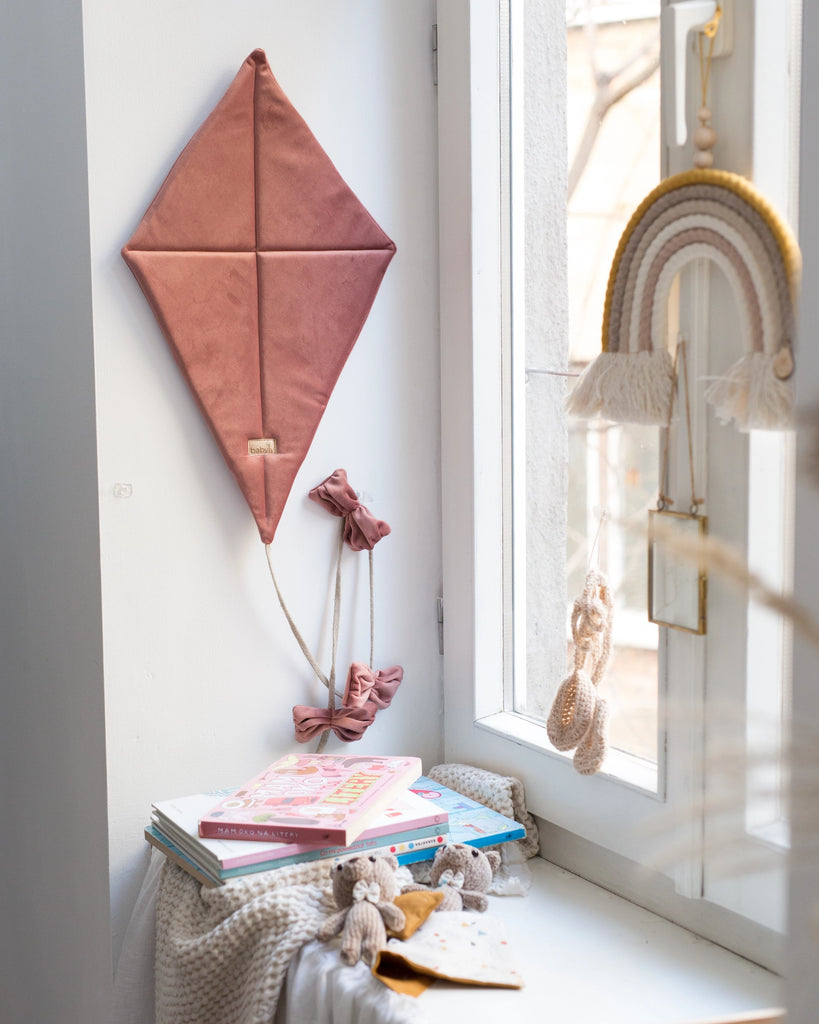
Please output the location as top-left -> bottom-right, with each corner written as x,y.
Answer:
122,49 -> 396,545
123,51 -> 401,746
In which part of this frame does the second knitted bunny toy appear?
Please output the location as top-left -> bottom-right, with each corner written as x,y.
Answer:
402,843 -> 501,912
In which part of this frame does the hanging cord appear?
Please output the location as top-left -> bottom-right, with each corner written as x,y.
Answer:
587,507 -> 608,571
693,6 -> 722,168
697,6 -> 721,104
368,549 -> 375,670
264,538 -> 344,701
265,526 -> 378,752
315,521 -> 346,753
658,338 -> 704,515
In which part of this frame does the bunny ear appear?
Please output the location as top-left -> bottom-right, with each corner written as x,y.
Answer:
485,850 -> 502,872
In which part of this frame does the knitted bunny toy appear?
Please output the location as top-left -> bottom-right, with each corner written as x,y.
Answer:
316,853 -> 406,965
403,843 -> 501,912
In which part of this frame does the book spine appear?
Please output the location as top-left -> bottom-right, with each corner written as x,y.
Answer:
459,828 -> 524,849
144,828 -> 220,888
331,832 -> 447,866
218,832 -> 449,880
198,820 -> 349,845
396,845 -> 442,866
220,825 -> 449,871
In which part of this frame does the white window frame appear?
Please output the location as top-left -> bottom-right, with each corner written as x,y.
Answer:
438,0 -> 666,864
437,0 -> 795,971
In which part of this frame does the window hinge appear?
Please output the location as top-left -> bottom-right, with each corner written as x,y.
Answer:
436,596 -> 444,654
432,24 -> 438,87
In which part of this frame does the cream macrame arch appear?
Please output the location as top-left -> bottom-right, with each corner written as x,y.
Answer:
567,169 -> 800,431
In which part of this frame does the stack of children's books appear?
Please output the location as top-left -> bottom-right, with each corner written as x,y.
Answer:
145,753 -> 526,887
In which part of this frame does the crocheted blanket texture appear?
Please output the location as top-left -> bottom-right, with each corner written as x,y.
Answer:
154,762 -> 537,1023
155,856 -> 334,1024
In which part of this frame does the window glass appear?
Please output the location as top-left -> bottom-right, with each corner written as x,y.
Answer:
515,1 -> 662,768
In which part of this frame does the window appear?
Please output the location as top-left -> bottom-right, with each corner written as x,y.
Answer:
437,0 -> 800,969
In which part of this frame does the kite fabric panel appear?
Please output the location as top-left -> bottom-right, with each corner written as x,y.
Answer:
567,168 -> 800,431
123,49 -> 396,543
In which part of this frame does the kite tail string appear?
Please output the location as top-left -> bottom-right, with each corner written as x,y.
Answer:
369,549 -> 375,670
316,522 -> 345,754
264,543 -> 344,702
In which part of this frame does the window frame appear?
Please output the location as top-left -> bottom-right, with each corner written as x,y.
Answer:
437,0 -> 794,970
438,0 -> 673,862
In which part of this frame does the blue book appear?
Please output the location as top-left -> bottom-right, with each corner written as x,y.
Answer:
408,776 -> 526,849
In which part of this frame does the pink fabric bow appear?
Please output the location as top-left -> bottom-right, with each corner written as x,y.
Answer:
292,702 -> 377,744
293,663 -> 404,745
343,662 -> 404,710
309,469 -> 391,551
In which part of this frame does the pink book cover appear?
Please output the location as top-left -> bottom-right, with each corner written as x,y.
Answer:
198,753 -> 423,845
154,787 -> 448,871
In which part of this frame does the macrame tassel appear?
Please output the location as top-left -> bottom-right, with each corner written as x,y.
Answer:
568,351 -> 674,426
546,569 -> 613,776
598,350 -> 675,424
704,351 -> 794,431
566,352 -> 621,419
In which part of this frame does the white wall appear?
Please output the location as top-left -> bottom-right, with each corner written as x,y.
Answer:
83,0 -> 442,967
2,3 -> 442,1022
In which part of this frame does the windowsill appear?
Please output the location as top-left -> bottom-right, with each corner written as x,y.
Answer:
475,710 -> 660,794
414,856 -> 782,1024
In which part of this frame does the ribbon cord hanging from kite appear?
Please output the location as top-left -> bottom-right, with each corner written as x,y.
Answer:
566,8 -> 800,432
268,469 -> 403,752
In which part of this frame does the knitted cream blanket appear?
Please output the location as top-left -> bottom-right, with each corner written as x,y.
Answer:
427,762 -> 540,859
155,857 -> 334,1024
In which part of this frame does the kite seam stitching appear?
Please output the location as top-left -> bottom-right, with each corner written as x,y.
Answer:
251,58 -> 270,527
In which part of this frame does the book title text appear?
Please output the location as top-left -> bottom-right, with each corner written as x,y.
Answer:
323,771 -> 380,805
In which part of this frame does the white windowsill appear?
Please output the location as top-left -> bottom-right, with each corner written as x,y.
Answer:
476,710 -> 660,795
414,856 -> 782,1024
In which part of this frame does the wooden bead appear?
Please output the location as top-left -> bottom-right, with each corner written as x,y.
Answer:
773,346 -> 795,381
693,150 -> 715,168
698,106 -> 712,123
694,125 -> 717,151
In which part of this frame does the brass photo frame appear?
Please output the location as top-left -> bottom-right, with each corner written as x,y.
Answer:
648,509 -> 708,635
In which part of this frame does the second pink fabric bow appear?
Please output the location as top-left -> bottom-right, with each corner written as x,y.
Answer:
309,468 -> 391,551
343,663 -> 404,710
293,663 -> 404,744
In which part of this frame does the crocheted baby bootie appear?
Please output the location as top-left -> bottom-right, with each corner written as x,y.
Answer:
573,697 -> 609,776
546,568 -> 613,775
546,673 -> 597,751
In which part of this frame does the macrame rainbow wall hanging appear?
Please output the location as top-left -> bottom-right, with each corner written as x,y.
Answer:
567,167 -> 801,431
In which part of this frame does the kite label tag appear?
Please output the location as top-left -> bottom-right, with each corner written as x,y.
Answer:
248,438 -> 278,456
